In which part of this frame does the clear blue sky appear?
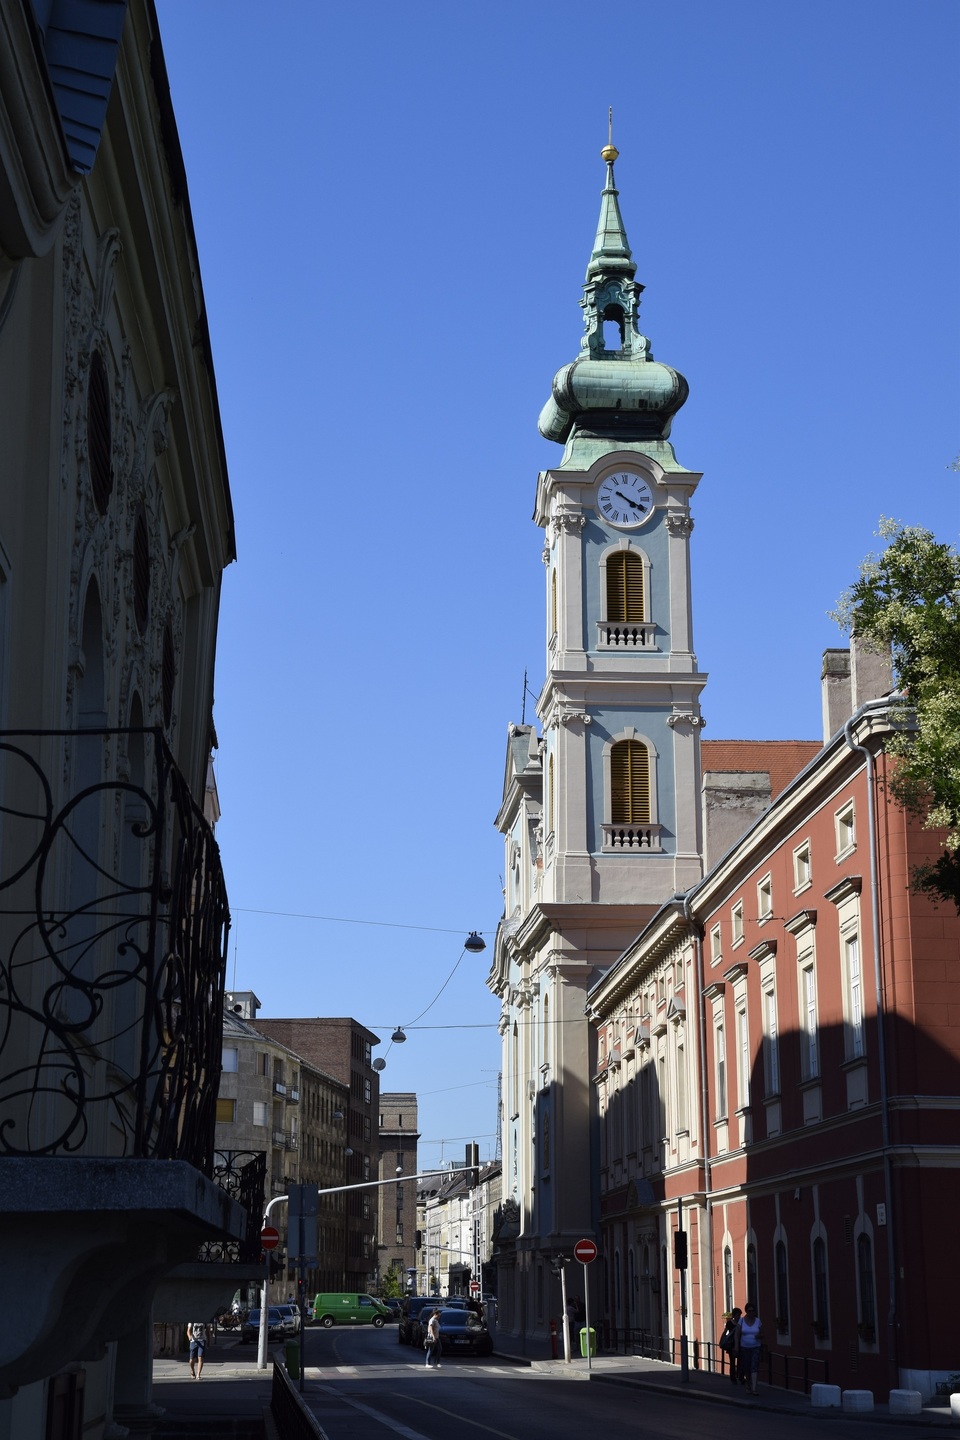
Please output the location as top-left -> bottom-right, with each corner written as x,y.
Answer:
155,1 -> 959,1168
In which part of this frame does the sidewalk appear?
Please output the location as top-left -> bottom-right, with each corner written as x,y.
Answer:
511,1348 -> 955,1427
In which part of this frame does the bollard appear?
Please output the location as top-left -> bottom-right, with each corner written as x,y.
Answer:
888,1390 -> 922,1416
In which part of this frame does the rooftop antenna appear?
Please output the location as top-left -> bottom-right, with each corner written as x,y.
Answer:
521,668 -> 527,725
608,105 -> 613,148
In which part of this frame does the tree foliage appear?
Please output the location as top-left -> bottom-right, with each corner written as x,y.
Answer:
833,518 -> 960,910
379,1265 -> 405,1299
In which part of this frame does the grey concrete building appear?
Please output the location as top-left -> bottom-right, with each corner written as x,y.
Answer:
216,994 -> 352,1301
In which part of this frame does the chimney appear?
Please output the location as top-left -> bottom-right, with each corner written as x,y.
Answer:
224,990 -> 261,1020
821,649 -> 851,742
701,771 -> 773,871
851,633 -> 893,710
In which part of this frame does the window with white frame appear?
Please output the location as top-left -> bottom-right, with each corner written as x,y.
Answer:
857,1231 -> 877,1338
757,874 -> 773,921
799,954 -> 819,1081
731,902 -> 744,946
222,1046 -> 239,1073
736,1000 -> 750,1109
763,983 -> 780,1096
675,1035 -> 687,1133
252,1101 -> 268,1127
710,924 -> 722,965
845,932 -> 865,1059
715,1017 -> 727,1118
835,801 -> 856,858
793,842 -> 812,892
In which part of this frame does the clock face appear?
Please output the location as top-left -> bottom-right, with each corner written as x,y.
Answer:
596,471 -> 655,528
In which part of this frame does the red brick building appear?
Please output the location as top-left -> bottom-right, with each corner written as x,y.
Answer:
255,1016 -> 381,1293
590,664 -> 960,1400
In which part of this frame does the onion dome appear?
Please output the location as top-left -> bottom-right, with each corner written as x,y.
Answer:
538,143 -> 688,446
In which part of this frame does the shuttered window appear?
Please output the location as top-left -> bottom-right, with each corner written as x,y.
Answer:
606,552 -> 644,622
610,739 -> 650,823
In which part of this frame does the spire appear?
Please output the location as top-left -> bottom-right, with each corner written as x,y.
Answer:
587,111 -> 635,282
537,119 -> 689,451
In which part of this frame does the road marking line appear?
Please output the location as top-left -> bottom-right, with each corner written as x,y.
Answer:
313,1389 -> 431,1440
388,1393 -> 524,1439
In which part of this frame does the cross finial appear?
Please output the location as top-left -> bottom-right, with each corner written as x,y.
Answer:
601,107 -> 619,164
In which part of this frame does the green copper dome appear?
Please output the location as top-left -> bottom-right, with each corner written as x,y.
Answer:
539,147 -> 688,448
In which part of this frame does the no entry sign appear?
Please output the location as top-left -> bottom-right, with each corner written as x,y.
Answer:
260,1226 -> 280,1251
574,1238 -> 598,1264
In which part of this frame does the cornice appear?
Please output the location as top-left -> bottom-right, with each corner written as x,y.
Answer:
688,701 -> 898,918
0,3 -> 78,261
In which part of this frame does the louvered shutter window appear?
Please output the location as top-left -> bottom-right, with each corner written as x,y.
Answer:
611,740 -> 650,823
606,552 -> 644,622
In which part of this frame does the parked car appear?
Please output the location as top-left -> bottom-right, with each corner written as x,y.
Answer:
240,1307 -> 293,1345
312,1292 -> 390,1328
410,1305 -> 493,1358
275,1303 -> 301,1333
380,1298 -> 402,1321
398,1295 -> 441,1345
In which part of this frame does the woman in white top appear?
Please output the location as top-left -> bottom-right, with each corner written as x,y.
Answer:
735,1303 -> 764,1394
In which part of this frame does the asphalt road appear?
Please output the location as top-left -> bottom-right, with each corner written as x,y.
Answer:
297,1324 -> 936,1440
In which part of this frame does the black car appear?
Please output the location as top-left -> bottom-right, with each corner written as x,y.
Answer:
398,1295 -> 441,1345
240,1306 -> 291,1345
410,1305 -> 493,1358
381,1298 -> 402,1322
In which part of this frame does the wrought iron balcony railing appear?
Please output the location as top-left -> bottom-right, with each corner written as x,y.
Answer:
198,1149 -> 267,1264
0,727 -> 229,1173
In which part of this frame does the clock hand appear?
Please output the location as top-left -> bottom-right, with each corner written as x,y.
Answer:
615,490 -> 644,511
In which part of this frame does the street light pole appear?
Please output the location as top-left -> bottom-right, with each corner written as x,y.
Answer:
257,1164 -> 478,1370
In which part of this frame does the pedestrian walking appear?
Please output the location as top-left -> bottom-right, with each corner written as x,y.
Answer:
187,1321 -> 208,1379
735,1303 -> 764,1395
424,1307 -> 442,1368
718,1307 -> 741,1385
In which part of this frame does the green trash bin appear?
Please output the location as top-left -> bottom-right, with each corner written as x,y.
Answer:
579,1327 -> 596,1358
285,1339 -> 300,1380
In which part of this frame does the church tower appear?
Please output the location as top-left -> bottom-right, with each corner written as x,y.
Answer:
488,138 -> 706,1344
537,137 -> 705,904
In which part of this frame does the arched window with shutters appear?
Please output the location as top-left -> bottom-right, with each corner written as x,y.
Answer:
603,731 -> 660,851
611,739 -> 649,823
598,542 -> 654,649
606,550 -> 644,622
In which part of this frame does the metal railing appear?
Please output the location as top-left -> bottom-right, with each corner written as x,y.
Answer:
198,1150 -> 267,1264
0,727 -> 229,1172
601,1327 -> 830,1393
271,1361 -> 326,1439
